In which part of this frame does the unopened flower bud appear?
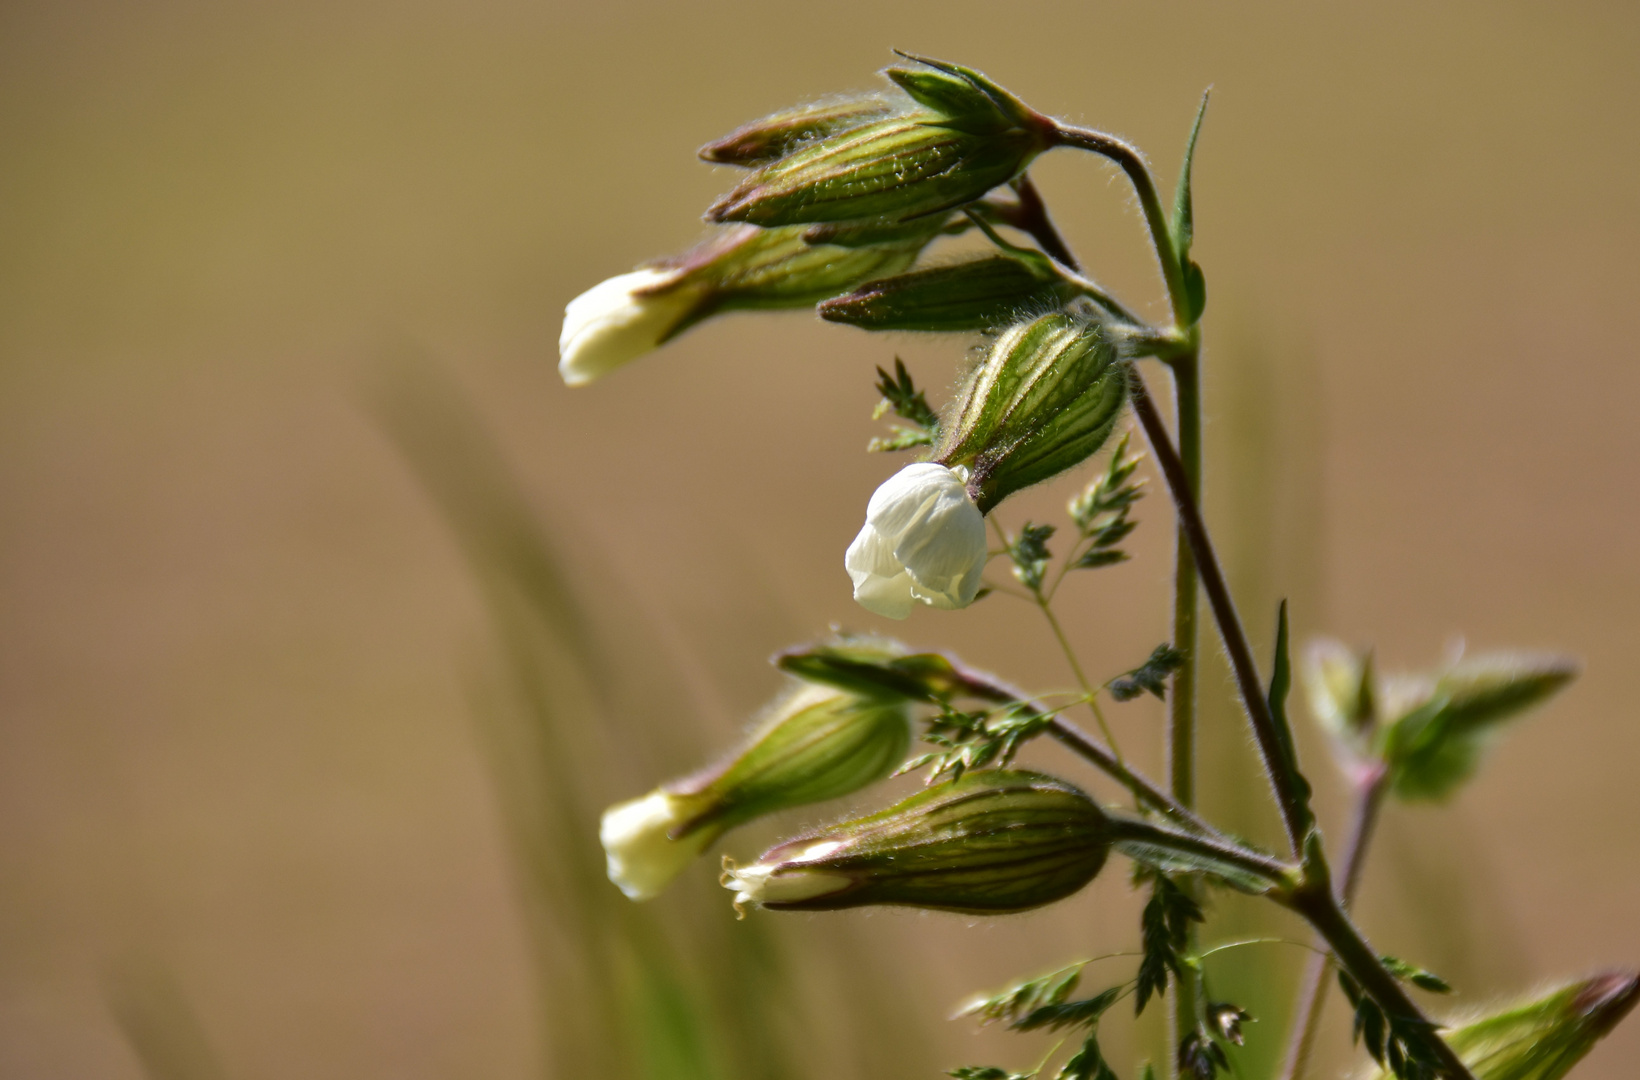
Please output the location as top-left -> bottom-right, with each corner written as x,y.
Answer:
600,683 -> 911,900
775,636 -> 975,703
721,769 -> 1109,915
819,254 -> 1080,333
1378,651 -> 1577,801
707,56 -> 1052,228
845,462 -> 988,619
936,312 -> 1129,512
1364,972 -> 1638,1080
1303,638 -> 1377,743
699,96 -> 900,168
559,222 -> 941,386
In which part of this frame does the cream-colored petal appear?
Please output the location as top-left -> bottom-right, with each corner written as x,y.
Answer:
599,791 -> 714,901
845,522 -> 917,619
847,463 -> 987,616
558,269 -> 696,386
721,860 -> 851,914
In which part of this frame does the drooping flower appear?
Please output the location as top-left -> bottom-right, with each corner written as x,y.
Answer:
599,682 -> 910,900
844,462 -> 988,619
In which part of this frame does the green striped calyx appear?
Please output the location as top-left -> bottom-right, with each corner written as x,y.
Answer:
819,254 -> 1082,332
722,769 -> 1109,915
706,55 -> 1053,228
698,95 -> 901,168
935,312 -> 1129,512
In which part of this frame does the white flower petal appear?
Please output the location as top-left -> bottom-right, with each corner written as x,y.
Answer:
846,522 -> 918,619
599,791 -> 714,901
845,464 -> 988,617
721,860 -> 851,914
558,268 -> 697,387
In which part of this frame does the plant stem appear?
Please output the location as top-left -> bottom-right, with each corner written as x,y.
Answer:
1007,174 -> 1082,271
1163,349 -> 1205,1074
944,662 -> 1217,837
1044,129 -> 1206,1076
1044,716 -> 1210,834
1050,124 -> 1191,327
1164,354 -> 1201,815
1279,765 -> 1389,1080
1105,816 -> 1296,891
1280,873 -> 1476,1080
1035,595 -> 1123,761
1129,370 -> 1312,857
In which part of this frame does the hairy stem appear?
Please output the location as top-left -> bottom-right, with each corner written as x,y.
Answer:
1006,173 -> 1082,271
1105,815 -> 1296,891
1044,716 -> 1209,834
1050,124 -> 1191,327
1281,873 -> 1476,1080
1280,766 -> 1389,1080
945,661 -> 1216,836
1129,370 -> 1312,856
1020,138 -> 1209,1077
1164,350 -> 1204,1073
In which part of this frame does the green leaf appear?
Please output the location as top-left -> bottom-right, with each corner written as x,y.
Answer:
866,357 -> 940,452
1072,549 -> 1128,570
1267,601 -> 1316,835
1169,91 -> 1210,326
873,356 -> 939,429
1110,644 -> 1183,703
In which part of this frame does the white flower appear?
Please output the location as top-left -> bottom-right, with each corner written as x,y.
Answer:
558,268 -> 701,387
844,463 -> 988,619
599,791 -> 716,901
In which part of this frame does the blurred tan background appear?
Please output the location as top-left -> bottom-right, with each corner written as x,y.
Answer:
2,0 -> 1638,1077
